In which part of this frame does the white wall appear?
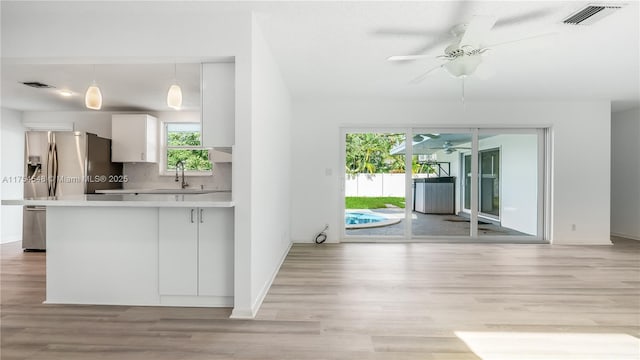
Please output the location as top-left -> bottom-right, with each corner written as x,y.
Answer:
244,20 -> 292,318
611,107 -> 640,240
22,111 -> 112,138
1,108 -> 25,243
291,100 -> 611,245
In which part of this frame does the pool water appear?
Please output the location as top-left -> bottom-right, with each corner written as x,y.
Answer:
345,212 -> 387,225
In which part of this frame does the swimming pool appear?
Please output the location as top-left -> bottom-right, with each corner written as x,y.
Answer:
345,212 -> 387,225
345,211 -> 402,230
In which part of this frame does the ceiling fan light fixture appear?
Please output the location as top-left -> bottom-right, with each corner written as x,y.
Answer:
443,54 -> 483,78
84,81 -> 102,110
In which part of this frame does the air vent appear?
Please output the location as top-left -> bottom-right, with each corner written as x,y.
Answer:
563,4 -> 624,25
21,81 -> 55,89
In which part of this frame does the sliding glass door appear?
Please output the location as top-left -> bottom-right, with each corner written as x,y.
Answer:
476,130 -> 542,238
341,128 -> 546,242
410,131 -> 472,237
343,131 -> 406,239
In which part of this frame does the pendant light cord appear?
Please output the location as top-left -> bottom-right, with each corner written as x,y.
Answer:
461,78 -> 466,109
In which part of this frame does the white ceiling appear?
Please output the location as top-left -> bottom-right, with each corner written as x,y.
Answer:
1,63 -> 202,112
1,1 -> 638,112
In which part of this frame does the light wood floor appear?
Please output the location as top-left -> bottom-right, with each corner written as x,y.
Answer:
1,238 -> 639,359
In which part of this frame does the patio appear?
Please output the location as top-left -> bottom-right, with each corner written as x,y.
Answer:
346,208 -> 528,238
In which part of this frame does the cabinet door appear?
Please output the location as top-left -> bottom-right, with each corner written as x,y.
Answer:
112,114 -> 157,162
197,208 -> 234,297
201,63 -> 235,147
143,116 -> 158,163
159,208 -> 198,295
112,115 -> 145,162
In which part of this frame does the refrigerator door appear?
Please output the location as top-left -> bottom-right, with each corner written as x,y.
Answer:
23,206 -> 46,250
24,132 -> 49,198
24,132 -> 50,250
52,132 -> 88,196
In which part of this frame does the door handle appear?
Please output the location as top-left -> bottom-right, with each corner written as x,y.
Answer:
190,208 -> 195,223
200,209 -> 204,223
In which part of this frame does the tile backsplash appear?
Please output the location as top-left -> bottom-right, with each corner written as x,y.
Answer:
123,162 -> 231,191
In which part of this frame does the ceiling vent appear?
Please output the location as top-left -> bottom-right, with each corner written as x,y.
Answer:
563,4 -> 624,25
21,81 -> 55,89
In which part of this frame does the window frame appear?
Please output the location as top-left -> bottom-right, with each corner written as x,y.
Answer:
160,121 -> 213,176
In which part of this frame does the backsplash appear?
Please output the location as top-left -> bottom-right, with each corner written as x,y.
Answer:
123,162 -> 232,191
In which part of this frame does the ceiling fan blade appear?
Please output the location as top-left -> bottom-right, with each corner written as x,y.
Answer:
409,64 -> 444,84
402,32 -> 455,59
388,54 -> 438,61
485,32 -> 557,48
460,15 -> 497,49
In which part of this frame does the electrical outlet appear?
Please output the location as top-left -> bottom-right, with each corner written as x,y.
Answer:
571,224 -> 576,231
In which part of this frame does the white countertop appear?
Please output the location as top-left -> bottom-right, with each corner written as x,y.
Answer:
2,192 -> 234,208
96,188 -> 229,195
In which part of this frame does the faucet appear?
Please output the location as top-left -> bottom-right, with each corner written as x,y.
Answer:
175,160 -> 189,189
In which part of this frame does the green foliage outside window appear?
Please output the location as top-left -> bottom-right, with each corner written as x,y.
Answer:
345,133 -> 436,176
166,128 -> 212,171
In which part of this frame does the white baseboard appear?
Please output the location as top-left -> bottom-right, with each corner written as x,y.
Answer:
291,238 -> 338,244
251,240 -> 292,316
611,232 -> 640,241
160,295 -> 233,307
229,308 -> 255,319
0,237 -> 21,244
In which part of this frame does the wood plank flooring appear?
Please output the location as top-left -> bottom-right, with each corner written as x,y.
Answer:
1,238 -> 639,359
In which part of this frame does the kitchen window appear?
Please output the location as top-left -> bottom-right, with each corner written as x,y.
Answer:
162,123 -> 212,175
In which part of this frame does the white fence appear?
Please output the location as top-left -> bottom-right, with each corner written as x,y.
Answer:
345,173 -> 405,197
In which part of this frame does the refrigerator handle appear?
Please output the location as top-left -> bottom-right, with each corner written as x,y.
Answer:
46,142 -> 53,196
51,142 -> 58,197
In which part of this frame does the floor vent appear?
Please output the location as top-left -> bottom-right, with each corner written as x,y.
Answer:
563,4 -> 624,25
21,81 -> 55,89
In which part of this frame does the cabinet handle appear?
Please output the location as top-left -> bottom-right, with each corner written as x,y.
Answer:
190,209 -> 195,223
200,209 -> 204,223
141,152 -> 145,161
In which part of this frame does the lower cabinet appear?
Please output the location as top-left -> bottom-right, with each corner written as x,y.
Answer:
159,208 -> 233,297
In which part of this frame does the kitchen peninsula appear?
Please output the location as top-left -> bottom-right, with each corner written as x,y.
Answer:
2,193 -> 234,307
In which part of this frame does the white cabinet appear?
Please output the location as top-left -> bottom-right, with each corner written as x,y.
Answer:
111,114 -> 158,162
158,207 -> 233,297
198,208 -> 234,296
158,208 -> 198,295
201,63 -> 235,148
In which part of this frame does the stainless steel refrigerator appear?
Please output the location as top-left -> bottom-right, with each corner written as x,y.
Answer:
23,131 -> 123,250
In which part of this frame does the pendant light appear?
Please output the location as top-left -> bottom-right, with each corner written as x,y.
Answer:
85,65 -> 102,110
167,63 -> 182,110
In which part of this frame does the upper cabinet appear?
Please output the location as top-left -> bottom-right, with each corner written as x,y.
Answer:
112,114 -> 158,163
201,63 -> 235,148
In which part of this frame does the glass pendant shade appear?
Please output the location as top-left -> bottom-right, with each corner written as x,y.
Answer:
167,84 -> 183,110
444,54 -> 483,78
84,83 -> 102,110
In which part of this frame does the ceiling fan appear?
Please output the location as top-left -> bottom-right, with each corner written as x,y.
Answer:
429,141 -> 471,154
386,13 -> 556,84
